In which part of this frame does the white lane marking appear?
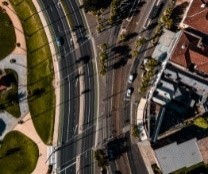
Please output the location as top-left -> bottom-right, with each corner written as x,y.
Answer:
86,64 -> 91,127
68,0 -> 83,38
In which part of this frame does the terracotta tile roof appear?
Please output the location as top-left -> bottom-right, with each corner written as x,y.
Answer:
171,32 -> 208,75
183,0 -> 208,34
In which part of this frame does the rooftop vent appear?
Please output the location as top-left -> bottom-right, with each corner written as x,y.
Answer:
181,44 -> 186,49
201,3 -> 206,8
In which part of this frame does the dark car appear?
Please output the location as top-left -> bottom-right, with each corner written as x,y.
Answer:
76,55 -> 90,64
56,37 -> 64,47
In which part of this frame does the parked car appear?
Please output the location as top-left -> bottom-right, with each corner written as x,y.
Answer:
126,87 -> 133,97
128,74 -> 134,83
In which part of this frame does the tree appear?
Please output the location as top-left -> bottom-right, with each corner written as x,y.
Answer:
164,7 -> 173,17
83,0 -> 101,12
194,116 -> 208,129
2,1 -> 9,6
164,18 -> 173,29
131,125 -> 139,137
0,104 -> 6,112
135,37 -> 146,48
159,7 -> 173,29
96,25 -> 102,33
119,33 -> 127,42
131,50 -> 139,58
100,43 -> 108,51
94,149 -> 108,167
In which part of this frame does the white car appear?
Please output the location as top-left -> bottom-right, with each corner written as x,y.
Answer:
126,88 -> 132,97
128,74 -> 134,83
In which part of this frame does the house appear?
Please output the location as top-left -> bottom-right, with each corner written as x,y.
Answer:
180,0 -> 208,35
170,31 -> 208,76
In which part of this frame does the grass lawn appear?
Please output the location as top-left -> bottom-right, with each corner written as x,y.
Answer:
0,8 -> 16,60
0,131 -> 39,174
0,69 -> 21,118
10,0 -> 55,145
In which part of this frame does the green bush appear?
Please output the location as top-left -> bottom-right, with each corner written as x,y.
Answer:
194,116 -> 208,129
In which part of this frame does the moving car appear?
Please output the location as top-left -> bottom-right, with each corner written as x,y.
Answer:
56,37 -> 63,47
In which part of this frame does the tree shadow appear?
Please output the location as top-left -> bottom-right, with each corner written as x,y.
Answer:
108,44 -> 131,70
125,32 -> 138,42
111,44 -> 130,56
171,2 -> 189,31
111,56 -> 130,70
147,21 -> 158,31
5,147 -> 21,156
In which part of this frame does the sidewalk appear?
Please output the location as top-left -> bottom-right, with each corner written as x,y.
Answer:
14,114 -> 48,174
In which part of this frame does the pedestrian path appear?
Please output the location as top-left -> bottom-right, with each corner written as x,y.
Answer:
14,114 -> 48,174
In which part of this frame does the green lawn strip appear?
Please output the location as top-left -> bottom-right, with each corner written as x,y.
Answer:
0,69 -> 21,118
0,131 -> 39,174
0,9 -> 16,60
10,0 -> 55,145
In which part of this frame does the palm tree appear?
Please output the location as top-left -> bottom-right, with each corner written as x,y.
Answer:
135,37 -> 146,48
131,125 -> 139,137
96,25 -> 102,33
119,33 -> 127,42
100,43 -> 108,51
164,7 -> 173,17
131,50 -> 139,58
165,18 -> 173,29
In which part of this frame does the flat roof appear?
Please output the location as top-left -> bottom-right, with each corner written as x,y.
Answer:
155,138 -> 203,174
152,29 -> 177,62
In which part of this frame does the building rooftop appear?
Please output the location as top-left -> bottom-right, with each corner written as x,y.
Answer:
152,29 -> 177,62
170,31 -> 208,75
183,0 -> 208,34
164,63 -> 208,96
155,138 -> 203,174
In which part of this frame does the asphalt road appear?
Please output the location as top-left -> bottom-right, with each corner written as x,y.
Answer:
39,0 -> 96,173
40,0 -> 79,171
104,0 -> 161,173
64,0 -> 96,173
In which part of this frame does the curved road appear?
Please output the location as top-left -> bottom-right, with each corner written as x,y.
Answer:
39,0 -> 96,173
